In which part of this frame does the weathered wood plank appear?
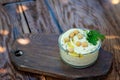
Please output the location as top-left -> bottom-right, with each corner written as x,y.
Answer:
3,0 -> 60,80
47,0 -> 120,80
35,0 -> 60,34
4,0 -> 60,34
0,2 -> 41,80
98,0 -> 120,80
47,0 -> 107,31
0,3 -> 17,80
20,2 -> 39,33
17,4 -> 30,33
5,3 -> 24,35
0,0 -> 19,4
0,0 -> 34,4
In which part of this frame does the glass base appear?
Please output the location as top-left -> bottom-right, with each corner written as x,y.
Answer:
60,56 -> 97,69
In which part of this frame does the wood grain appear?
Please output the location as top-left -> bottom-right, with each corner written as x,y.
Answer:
98,0 -> 120,80
0,0 -> 19,4
47,0 -> 120,80
0,1 -> 41,80
0,0 -> 119,80
0,0 -> 34,5
3,0 -> 60,80
4,0 -> 60,34
0,3 -> 22,80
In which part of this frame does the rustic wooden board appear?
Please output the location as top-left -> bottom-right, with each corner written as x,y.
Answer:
11,34 -> 113,80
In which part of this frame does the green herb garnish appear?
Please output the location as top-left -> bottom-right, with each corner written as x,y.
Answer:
86,30 -> 105,45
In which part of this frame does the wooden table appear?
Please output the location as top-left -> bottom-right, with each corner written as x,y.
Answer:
0,0 -> 119,80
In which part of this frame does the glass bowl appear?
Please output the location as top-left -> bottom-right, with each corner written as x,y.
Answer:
58,34 -> 101,68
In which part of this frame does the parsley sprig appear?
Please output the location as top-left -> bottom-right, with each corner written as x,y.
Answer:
86,30 -> 105,45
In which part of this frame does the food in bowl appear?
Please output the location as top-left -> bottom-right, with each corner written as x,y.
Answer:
58,28 -> 105,68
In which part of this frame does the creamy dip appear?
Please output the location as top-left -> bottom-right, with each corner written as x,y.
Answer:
60,28 -> 100,55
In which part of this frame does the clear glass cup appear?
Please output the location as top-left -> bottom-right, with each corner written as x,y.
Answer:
58,34 -> 101,68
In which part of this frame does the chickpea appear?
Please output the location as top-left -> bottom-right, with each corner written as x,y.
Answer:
76,41 -> 81,47
69,32 -> 75,38
81,42 -> 88,47
78,33 -> 83,39
73,30 -> 79,35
